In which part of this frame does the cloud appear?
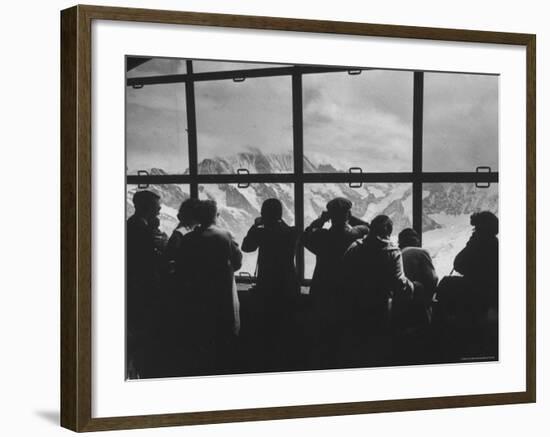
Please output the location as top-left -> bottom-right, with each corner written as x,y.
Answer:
423,73 -> 498,171
126,58 -> 498,175
302,70 -> 413,171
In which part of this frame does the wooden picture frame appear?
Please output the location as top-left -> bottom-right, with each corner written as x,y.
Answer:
60,4 -> 536,432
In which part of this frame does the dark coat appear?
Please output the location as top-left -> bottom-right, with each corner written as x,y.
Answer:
126,215 -> 157,330
242,220 -> 299,302
175,225 -> 243,341
453,232 -> 499,310
302,218 -> 369,322
344,235 -> 414,327
401,247 -> 439,299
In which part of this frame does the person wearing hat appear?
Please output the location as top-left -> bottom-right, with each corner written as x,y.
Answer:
302,197 -> 370,368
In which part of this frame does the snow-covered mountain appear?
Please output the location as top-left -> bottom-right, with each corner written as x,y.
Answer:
127,150 -> 498,278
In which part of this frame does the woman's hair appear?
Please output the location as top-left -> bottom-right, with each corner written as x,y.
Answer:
471,211 -> 499,236
195,200 -> 218,227
370,215 -> 393,238
177,198 -> 201,224
261,198 -> 283,222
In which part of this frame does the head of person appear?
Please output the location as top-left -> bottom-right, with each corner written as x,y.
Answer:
326,197 -> 353,227
261,198 -> 283,225
177,198 -> 201,228
398,228 -> 420,249
370,215 -> 393,240
132,190 -> 161,222
471,211 -> 499,237
196,200 -> 218,228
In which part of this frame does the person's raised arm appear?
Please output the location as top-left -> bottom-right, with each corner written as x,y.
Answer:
349,215 -> 369,228
241,218 -> 263,253
301,212 -> 329,255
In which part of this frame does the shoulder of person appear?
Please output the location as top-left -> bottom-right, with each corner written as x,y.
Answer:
402,246 -> 429,256
211,225 -> 238,242
173,226 -> 193,237
351,224 -> 370,235
380,238 -> 400,253
306,225 -> 328,235
127,215 -> 147,229
344,237 -> 365,256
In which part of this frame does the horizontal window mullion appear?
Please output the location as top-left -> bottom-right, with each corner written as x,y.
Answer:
126,66 -> 371,87
126,171 -> 499,185
418,172 -> 499,183
127,175 -> 194,184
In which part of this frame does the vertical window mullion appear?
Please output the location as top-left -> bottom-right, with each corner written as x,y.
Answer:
413,71 -> 424,244
292,72 -> 305,284
185,60 -> 199,199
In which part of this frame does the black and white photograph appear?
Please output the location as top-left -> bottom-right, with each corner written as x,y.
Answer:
125,56 -> 499,380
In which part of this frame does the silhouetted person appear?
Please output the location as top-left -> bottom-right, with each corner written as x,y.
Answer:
148,216 -> 168,253
165,198 -> 201,263
174,200 -> 243,374
159,198 -> 201,376
394,228 -> 439,361
454,211 -> 499,311
398,228 -> 438,297
302,197 -> 369,368
398,228 -> 438,327
126,190 -> 162,378
243,199 -> 299,301
344,215 -> 414,365
452,211 -> 499,358
241,198 -> 299,369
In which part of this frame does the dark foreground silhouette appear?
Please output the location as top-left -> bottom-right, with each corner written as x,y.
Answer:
126,192 -> 499,379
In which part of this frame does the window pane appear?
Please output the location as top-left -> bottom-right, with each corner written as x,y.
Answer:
126,83 -> 189,174
126,57 -> 186,78
126,184 -> 190,235
303,183 -> 412,279
303,70 -> 413,173
423,73 -> 499,172
192,60 -> 289,73
199,183 -> 295,274
422,183 -> 498,276
195,77 -> 293,174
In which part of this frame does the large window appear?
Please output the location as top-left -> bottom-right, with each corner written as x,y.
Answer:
303,70 -> 413,172
126,56 -> 499,285
126,83 -> 188,174
423,73 -> 499,172
195,76 -> 293,173
422,183 -> 498,275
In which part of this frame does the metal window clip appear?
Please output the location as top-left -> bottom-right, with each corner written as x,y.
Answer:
348,167 -> 363,188
132,84 -> 144,89
232,77 -> 246,83
137,170 -> 150,189
475,166 -> 491,188
237,272 -> 253,286
237,168 -> 250,188
348,69 -> 362,75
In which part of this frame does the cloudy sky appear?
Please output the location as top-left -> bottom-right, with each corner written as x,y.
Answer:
126,58 -> 498,174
